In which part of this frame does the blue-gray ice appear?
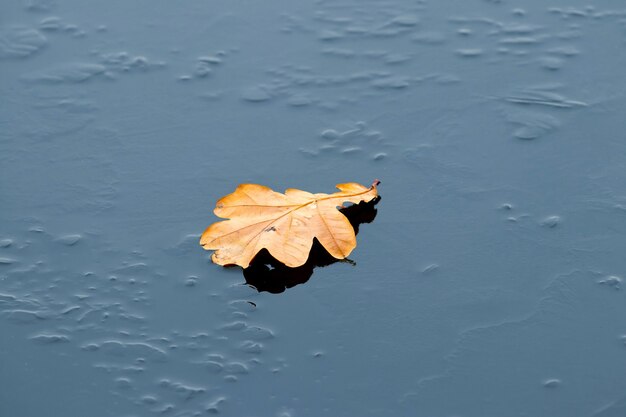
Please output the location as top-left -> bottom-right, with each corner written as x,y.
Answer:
2,0 -> 626,416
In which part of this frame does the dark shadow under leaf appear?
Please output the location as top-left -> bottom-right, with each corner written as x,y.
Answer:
243,196 -> 381,294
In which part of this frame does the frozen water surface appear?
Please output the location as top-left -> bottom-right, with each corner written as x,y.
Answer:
2,0 -> 626,416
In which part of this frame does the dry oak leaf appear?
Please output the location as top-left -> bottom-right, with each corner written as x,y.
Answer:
200,180 -> 380,268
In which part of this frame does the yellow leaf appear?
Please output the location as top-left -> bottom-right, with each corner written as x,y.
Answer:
200,180 -> 380,268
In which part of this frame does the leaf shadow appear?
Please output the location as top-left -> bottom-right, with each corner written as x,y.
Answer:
243,196 -> 381,294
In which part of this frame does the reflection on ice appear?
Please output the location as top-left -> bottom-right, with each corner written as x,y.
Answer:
244,197 -> 381,293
